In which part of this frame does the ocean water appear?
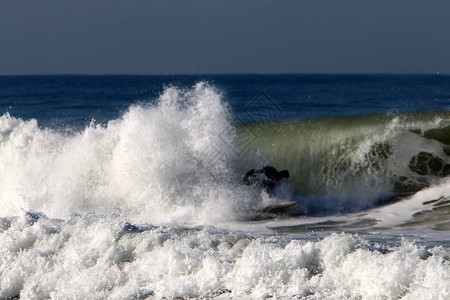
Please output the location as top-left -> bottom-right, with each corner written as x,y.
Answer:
0,75 -> 449,299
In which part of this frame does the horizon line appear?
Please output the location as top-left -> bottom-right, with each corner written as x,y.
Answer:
0,72 -> 448,77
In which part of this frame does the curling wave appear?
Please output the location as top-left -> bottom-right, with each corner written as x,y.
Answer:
237,112 -> 450,213
1,82 -> 449,223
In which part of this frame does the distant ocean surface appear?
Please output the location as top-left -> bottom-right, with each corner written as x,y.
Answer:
0,75 -> 449,299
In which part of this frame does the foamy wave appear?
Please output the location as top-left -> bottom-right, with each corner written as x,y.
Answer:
0,83 -> 255,224
0,214 -> 448,299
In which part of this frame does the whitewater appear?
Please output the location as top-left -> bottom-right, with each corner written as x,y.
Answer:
0,79 -> 449,299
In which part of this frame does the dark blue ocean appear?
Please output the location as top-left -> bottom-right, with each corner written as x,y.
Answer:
0,75 -> 449,299
1,74 -> 449,126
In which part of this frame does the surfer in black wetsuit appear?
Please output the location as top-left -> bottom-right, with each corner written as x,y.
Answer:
243,166 -> 289,196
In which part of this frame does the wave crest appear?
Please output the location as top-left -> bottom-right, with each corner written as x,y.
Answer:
0,83 -> 252,224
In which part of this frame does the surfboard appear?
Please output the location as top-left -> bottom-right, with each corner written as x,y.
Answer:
259,201 -> 299,214
246,201 -> 300,220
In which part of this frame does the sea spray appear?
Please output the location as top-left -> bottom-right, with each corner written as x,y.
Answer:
0,83 -> 255,224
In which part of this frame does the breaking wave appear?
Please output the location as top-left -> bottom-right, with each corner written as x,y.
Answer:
1,82 -> 450,223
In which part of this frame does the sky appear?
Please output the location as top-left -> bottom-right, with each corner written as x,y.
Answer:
1,0 -> 450,75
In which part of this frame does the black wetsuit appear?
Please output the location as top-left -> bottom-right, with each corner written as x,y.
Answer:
243,166 -> 289,195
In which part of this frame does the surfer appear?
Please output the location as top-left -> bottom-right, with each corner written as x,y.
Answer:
243,166 -> 289,195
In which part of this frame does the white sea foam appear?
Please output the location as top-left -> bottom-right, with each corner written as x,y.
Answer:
0,213 -> 448,299
0,83 -> 259,225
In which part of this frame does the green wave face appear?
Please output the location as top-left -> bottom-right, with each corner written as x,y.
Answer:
235,111 -> 450,206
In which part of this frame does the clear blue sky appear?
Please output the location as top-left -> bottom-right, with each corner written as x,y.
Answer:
1,0 -> 449,75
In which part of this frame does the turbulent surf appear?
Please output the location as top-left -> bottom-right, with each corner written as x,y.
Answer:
0,76 -> 449,299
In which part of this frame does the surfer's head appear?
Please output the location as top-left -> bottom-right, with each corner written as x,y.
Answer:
278,170 -> 289,179
262,167 -> 289,181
